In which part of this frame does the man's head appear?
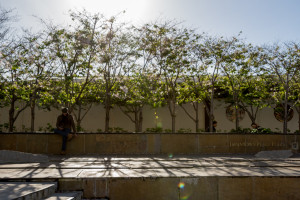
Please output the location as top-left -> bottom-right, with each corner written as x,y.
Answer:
62,107 -> 68,116
251,122 -> 258,128
213,120 -> 217,127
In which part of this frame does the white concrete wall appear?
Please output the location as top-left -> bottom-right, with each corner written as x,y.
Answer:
0,100 -> 298,132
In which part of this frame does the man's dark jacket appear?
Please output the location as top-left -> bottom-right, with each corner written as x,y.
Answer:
56,114 -> 76,133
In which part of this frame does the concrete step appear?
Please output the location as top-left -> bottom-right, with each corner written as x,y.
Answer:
0,182 -> 57,200
43,191 -> 83,200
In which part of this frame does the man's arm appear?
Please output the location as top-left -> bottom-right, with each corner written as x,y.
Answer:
56,116 -> 62,129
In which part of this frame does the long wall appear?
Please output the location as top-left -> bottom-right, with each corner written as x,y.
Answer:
0,100 -> 299,132
0,133 -> 299,155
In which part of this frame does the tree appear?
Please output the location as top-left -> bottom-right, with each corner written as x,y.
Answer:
71,81 -> 98,131
178,75 -> 207,132
194,35 -> 237,132
178,33 -> 207,132
238,46 -> 272,125
116,73 -> 156,132
239,75 -> 271,125
19,31 -> 56,131
286,43 -> 300,132
0,41 -> 31,132
263,42 -> 300,134
114,25 -> 157,132
47,10 -> 101,131
142,20 -> 194,133
219,38 -> 249,130
95,15 -> 136,132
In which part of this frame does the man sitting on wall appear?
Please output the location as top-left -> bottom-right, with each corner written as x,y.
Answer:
251,122 -> 263,133
54,107 -> 77,155
206,120 -> 217,132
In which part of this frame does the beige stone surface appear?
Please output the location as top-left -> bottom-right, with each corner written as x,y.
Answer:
253,177 -> 300,200
0,134 -> 17,150
108,178 -> 179,200
1,155 -> 300,199
146,134 -> 161,154
16,134 -> 28,152
0,168 -> 82,179
84,134 -> 97,154
1,133 -> 299,155
82,179 -> 107,198
47,134 -> 63,154
178,177 -> 218,200
0,182 -> 56,200
27,134 -> 49,154
161,134 -> 198,154
219,177 -> 253,200
66,135 -> 85,154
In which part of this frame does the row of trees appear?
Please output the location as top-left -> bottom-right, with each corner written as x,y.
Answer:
0,8 -> 300,133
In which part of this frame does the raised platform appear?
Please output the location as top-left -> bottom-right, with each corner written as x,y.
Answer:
1,154 -> 300,199
1,133 -> 300,199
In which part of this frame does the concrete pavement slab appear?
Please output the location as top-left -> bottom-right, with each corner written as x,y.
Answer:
0,182 -> 56,200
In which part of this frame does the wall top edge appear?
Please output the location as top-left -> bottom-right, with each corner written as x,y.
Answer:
0,132 -> 299,135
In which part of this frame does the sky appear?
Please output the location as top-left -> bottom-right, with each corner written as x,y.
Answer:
0,0 -> 299,45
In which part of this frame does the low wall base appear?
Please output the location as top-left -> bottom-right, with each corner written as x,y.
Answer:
0,133 -> 299,155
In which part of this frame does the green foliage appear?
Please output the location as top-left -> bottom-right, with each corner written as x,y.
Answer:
196,129 -> 206,132
0,123 -> 10,132
145,127 -> 163,133
229,127 -> 273,134
108,127 -> 128,133
251,128 -> 272,134
21,125 -> 31,132
76,125 -> 85,132
164,129 -> 172,133
145,127 -> 174,133
45,123 -> 54,132
230,127 -> 251,133
177,128 -> 192,133
38,123 -> 54,132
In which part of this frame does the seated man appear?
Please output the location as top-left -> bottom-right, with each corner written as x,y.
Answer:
206,120 -> 217,132
54,107 -> 77,155
251,122 -> 262,133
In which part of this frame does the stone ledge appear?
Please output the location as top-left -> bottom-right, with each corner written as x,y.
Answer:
1,132 -> 300,135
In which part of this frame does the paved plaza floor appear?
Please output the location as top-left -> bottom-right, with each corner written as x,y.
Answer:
1,154 -> 300,179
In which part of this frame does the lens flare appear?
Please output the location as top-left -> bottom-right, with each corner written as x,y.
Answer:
178,182 -> 185,189
168,153 -> 173,158
179,181 -> 192,200
180,195 -> 189,200
157,122 -> 162,128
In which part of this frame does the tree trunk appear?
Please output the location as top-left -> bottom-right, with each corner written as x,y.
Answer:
235,103 -> 239,130
76,103 -> 82,132
30,100 -> 35,132
105,94 -> 111,132
77,119 -> 82,132
9,100 -> 15,132
138,109 -> 143,132
283,90 -> 288,134
169,100 -> 176,133
209,87 -> 214,132
195,102 -> 199,132
134,109 -> 139,132
171,113 -> 176,133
